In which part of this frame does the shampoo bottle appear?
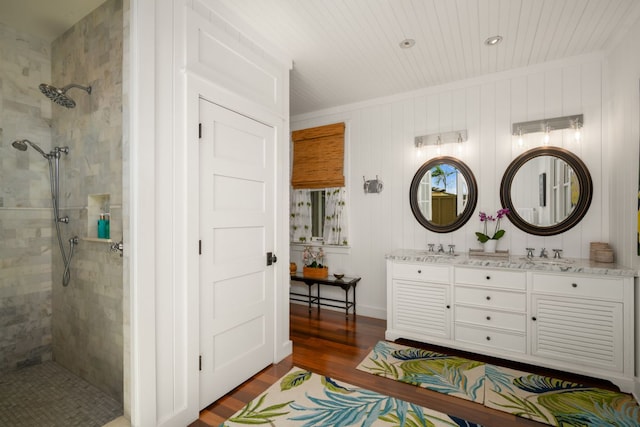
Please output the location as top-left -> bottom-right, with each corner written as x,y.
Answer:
104,213 -> 110,239
98,213 -> 106,239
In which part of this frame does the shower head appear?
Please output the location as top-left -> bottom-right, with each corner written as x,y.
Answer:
12,139 -> 49,158
39,83 -> 92,108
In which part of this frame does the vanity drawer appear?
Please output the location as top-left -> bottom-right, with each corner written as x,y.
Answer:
455,306 -> 526,332
455,286 -> 526,311
531,273 -> 623,301
455,325 -> 526,353
455,267 -> 526,290
393,263 -> 450,283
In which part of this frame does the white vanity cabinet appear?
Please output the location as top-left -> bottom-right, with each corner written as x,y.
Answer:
453,267 -> 527,354
529,272 -> 632,378
386,260 -> 452,343
385,251 -> 636,392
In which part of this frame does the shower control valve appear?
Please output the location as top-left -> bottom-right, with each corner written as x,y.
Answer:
110,241 -> 124,257
54,146 -> 69,155
58,216 -> 69,223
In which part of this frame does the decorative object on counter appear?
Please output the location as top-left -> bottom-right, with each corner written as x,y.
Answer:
333,273 -> 344,280
468,248 -> 510,260
290,262 -> 297,275
476,208 -> 510,252
483,239 -> 497,253
302,246 -> 328,278
590,242 -> 614,263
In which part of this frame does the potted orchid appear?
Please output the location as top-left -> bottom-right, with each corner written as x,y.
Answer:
302,246 -> 328,278
476,208 -> 510,252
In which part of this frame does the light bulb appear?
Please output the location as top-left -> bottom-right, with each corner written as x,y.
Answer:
436,145 -> 441,155
517,129 -> 523,146
574,122 -> 582,142
543,126 -> 550,145
436,136 -> 442,155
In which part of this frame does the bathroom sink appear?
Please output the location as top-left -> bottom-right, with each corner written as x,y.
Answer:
414,251 -> 459,259
519,257 -> 574,266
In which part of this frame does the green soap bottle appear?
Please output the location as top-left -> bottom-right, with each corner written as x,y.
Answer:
98,213 -> 107,238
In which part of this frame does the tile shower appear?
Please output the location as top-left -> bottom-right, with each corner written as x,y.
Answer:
0,0 -> 124,414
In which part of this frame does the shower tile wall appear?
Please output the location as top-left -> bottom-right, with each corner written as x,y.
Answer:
50,0 -> 124,403
0,24 -> 54,373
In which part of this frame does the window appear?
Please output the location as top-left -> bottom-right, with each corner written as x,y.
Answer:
290,122 -> 348,246
310,190 -> 326,239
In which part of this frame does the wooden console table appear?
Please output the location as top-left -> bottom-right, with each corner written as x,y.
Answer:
290,274 -> 361,316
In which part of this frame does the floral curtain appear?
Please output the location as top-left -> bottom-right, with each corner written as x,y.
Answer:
290,189 -> 312,243
323,187 -> 349,246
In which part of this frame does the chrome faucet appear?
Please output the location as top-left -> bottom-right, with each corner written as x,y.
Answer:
552,249 -> 563,259
526,248 -> 535,259
539,248 -> 548,258
428,243 -> 435,252
437,244 -> 444,253
448,244 -> 455,254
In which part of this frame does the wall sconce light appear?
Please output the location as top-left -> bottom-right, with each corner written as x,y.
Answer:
512,114 -> 583,145
415,130 -> 468,155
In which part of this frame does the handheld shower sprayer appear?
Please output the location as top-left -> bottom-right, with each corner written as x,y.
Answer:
11,139 -> 49,158
39,83 -> 92,108
12,137 -> 75,286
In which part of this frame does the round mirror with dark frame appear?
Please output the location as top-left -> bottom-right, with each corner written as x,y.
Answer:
500,146 -> 592,236
410,156 -> 478,233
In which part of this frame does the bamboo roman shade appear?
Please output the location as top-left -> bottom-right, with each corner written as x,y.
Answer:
291,122 -> 345,189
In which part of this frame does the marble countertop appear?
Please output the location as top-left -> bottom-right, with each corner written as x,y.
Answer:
386,249 -> 637,277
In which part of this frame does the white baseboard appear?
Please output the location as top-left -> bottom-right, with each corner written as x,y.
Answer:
290,299 -> 386,320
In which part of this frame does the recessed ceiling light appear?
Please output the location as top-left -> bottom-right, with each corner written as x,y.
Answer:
484,35 -> 503,46
399,38 -> 415,49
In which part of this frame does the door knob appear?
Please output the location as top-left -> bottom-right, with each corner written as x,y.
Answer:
266,252 -> 277,266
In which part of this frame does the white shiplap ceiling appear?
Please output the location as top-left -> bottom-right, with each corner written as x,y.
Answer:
219,0 -> 640,116
3,1 -> 638,116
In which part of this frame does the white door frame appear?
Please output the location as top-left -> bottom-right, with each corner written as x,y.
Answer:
129,1 -> 292,424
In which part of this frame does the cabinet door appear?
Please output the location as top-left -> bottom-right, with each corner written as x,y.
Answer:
531,295 -> 623,372
393,279 -> 451,339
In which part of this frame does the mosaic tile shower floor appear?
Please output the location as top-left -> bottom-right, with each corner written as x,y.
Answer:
0,361 -> 123,427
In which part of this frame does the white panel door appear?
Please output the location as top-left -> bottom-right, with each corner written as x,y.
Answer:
199,98 -> 276,409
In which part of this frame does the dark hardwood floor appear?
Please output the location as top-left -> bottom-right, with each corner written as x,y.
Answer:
194,303 -> 618,427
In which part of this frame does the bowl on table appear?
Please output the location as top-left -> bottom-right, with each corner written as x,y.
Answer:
333,273 -> 345,280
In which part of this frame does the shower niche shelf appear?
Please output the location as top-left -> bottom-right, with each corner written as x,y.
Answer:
86,193 -> 111,242
82,237 -> 113,243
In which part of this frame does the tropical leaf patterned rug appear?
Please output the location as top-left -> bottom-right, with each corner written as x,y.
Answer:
220,367 -> 480,426
484,364 -> 640,426
357,341 -> 640,427
355,341 -> 486,403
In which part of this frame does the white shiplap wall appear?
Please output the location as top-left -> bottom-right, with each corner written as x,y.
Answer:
291,53 -> 607,320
